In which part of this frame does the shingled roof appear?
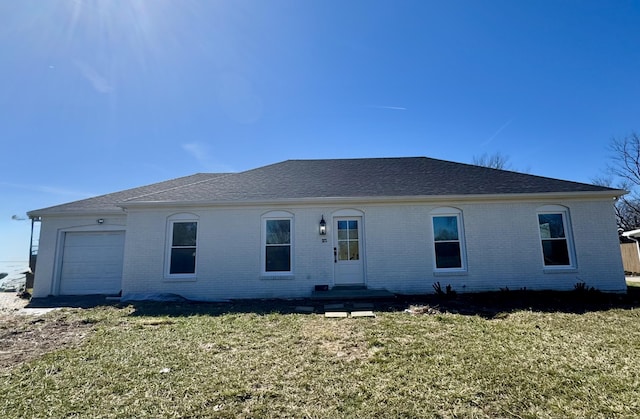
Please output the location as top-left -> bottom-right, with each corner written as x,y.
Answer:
30,157 -> 622,215
28,173 -> 229,216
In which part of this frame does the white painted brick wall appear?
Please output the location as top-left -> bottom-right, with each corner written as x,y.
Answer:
33,196 -> 626,299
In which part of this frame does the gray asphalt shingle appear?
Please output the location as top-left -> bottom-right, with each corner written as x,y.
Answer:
28,173 -> 229,215
124,157 -> 616,202
29,157 -> 619,215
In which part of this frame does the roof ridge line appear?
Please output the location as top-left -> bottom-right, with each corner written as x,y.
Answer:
286,156 -> 426,162
122,173 -> 235,202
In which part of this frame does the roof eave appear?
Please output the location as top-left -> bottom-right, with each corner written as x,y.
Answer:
27,208 -> 126,219
119,189 -> 626,209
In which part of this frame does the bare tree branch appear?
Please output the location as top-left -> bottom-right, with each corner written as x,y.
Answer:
472,152 -> 512,170
600,132 -> 640,231
608,133 -> 640,186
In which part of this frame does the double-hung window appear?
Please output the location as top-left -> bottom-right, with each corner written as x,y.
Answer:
431,208 -> 466,271
537,206 -> 575,268
262,212 -> 293,275
166,214 -> 198,277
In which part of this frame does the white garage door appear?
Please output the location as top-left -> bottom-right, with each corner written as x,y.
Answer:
60,231 -> 125,295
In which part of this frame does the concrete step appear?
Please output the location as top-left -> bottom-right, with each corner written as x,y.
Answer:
311,287 -> 395,300
331,285 -> 367,290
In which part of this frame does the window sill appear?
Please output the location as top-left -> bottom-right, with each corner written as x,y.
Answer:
260,274 -> 295,280
543,267 -> 578,274
433,270 -> 468,277
163,276 -> 197,282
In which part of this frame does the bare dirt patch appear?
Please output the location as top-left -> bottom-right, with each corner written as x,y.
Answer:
301,316 -> 372,361
0,312 -> 95,370
0,292 -> 29,313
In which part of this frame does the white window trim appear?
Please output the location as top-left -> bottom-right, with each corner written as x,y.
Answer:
430,207 -> 467,273
261,211 -> 294,278
165,213 -> 199,280
536,205 -> 576,270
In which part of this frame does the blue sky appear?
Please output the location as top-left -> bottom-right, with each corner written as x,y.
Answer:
1,0 -> 639,261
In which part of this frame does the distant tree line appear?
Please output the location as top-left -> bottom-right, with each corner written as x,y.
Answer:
472,152 -> 511,170
593,132 -> 640,231
472,133 -> 640,232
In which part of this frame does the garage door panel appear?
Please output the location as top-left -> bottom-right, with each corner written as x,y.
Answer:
60,231 -> 125,295
60,277 -> 121,295
62,247 -> 123,263
62,262 -> 122,278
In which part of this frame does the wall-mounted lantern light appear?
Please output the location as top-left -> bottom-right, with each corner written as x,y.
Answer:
319,215 -> 327,235
97,218 -> 105,224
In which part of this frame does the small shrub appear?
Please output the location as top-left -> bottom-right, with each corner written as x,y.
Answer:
433,281 -> 444,295
445,284 -> 457,297
433,282 -> 456,299
574,282 -> 596,293
500,287 -> 528,293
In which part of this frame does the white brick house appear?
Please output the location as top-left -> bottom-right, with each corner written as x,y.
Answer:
28,157 -> 627,299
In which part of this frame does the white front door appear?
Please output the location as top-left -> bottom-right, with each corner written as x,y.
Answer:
333,217 -> 364,285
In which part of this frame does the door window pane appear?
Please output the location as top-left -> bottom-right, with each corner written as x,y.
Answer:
337,221 -> 348,240
338,242 -> 349,261
348,225 -> 359,240
348,242 -> 359,260
337,219 -> 359,261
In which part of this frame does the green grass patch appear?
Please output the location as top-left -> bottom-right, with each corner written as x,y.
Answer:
1,303 -> 640,418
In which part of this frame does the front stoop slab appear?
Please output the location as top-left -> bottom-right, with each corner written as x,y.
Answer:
325,311 -> 349,318
311,288 -> 395,300
295,306 -> 315,313
351,311 -> 376,318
